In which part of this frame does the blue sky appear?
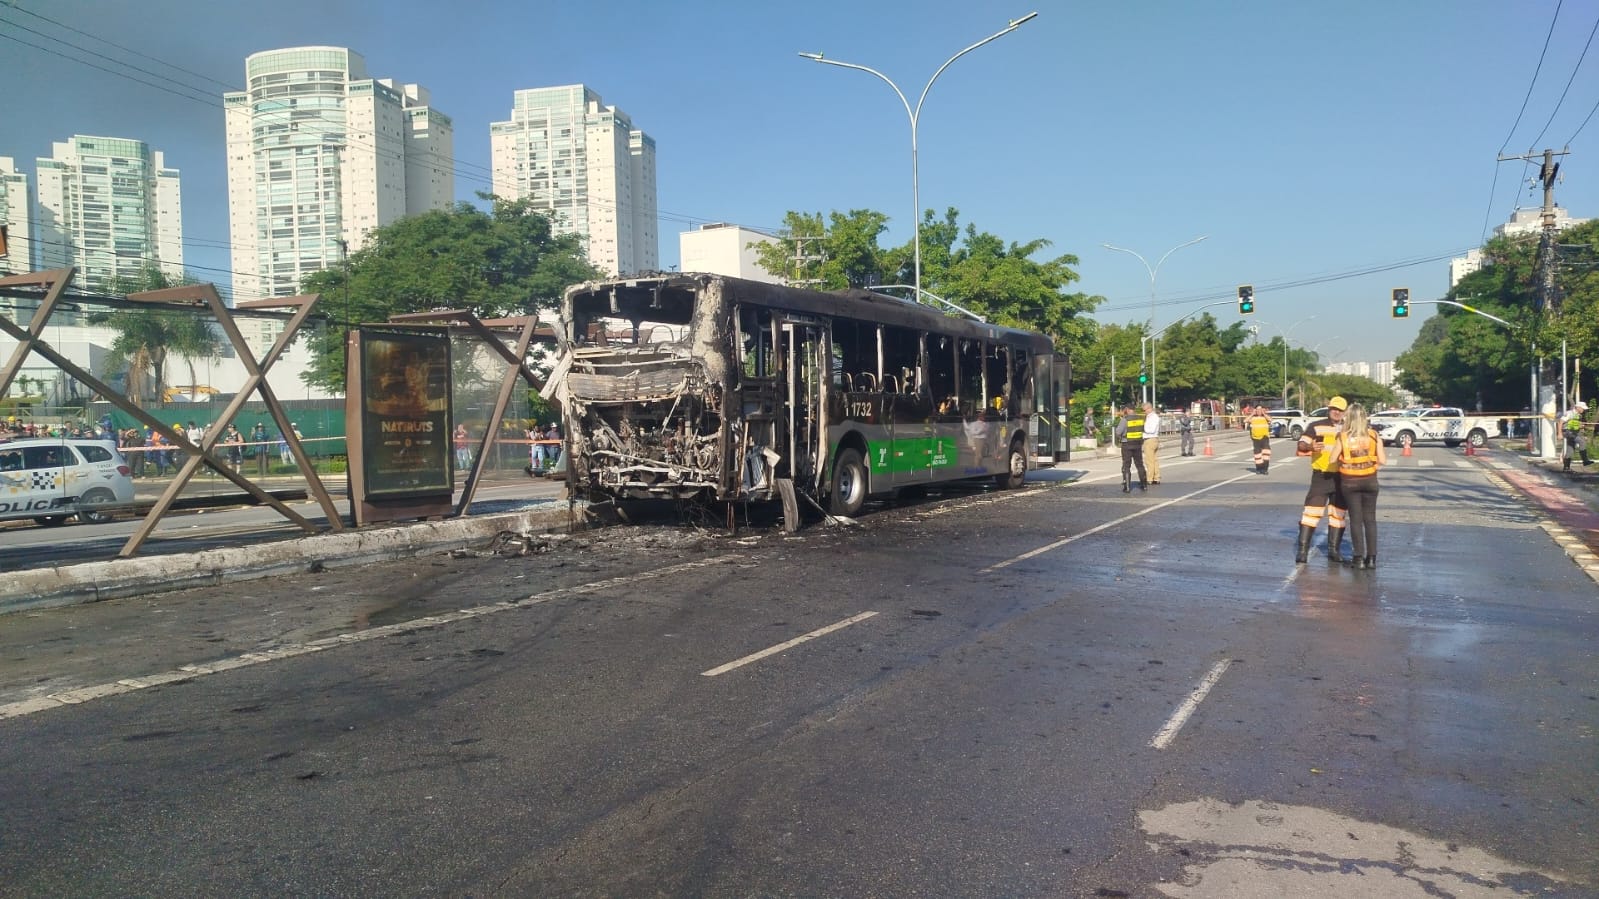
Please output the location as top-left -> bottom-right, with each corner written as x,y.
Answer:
4,0 -> 1597,365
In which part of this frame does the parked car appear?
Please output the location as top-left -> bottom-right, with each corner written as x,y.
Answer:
0,437 -> 135,526
1265,409 -> 1311,439
1372,407 -> 1497,448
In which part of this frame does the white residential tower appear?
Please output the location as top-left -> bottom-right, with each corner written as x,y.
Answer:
224,47 -> 453,302
490,85 -> 658,276
32,137 -> 182,289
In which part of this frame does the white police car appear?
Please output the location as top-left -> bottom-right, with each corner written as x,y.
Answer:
0,437 -> 135,526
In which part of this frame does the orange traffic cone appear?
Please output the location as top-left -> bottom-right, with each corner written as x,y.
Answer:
1465,442 -> 1474,456
1203,436 -> 1214,456
1402,441 -> 1413,457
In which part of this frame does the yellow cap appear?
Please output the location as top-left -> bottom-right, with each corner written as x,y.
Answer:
1328,396 -> 1348,411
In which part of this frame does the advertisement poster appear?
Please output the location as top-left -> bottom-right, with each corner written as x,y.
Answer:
359,331 -> 452,498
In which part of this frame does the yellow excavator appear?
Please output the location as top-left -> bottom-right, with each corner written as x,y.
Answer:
162,385 -> 220,402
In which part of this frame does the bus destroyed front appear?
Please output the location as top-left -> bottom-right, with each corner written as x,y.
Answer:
558,344 -> 726,501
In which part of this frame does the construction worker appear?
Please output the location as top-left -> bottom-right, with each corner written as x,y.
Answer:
1113,404 -> 1148,493
1247,405 -> 1274,474
1294,396 -> 1349,563
1561,401 -> 1590,470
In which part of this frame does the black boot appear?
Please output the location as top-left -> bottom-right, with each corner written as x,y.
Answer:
1326,527 -> 1345,563
1294,524 -> 1314,564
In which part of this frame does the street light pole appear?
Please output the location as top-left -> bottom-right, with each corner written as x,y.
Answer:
800,12 -> 1038,305
1253,311 -> 1317,403
1102,236 -> 1208,405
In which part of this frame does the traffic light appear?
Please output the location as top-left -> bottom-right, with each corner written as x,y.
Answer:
1391,287 -> 1410,318
1237,284 -> 1254,315
1137,368 -> 1149,385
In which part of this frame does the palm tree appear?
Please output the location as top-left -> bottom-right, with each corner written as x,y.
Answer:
93,266 -> 219,403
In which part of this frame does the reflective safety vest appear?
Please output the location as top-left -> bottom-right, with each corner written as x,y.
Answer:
1305,419 -> 1340,470
1248,414 -> 1272,440
1338,429 -> 1380,477
1124,414 -> 1146,442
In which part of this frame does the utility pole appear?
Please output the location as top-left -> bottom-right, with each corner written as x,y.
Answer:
1498,147 -> 1571,456
789,235 -> 826,288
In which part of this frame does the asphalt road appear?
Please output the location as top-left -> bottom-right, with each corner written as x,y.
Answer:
0,437 -> 1595,897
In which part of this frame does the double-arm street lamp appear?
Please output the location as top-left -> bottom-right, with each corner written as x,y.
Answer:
1255,316 -> 1319,406
800,12 -> 1039,305
1102,236 -> 1209,405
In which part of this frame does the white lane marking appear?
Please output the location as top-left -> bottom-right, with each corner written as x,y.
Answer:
1071,449 -> 1265,485
983,472 -> 1259,571
1279,565 -> 1304,592
0,554 -> 743,721
700,611 -> 879,677
1150,658 -> 1232,750
1417,459 -> 1436,467
1455,460 -> 1475,468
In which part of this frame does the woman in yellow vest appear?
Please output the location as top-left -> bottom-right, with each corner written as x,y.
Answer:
1326,402 -> 1387,570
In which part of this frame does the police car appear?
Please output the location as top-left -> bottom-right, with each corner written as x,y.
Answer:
0,437 -> 136,526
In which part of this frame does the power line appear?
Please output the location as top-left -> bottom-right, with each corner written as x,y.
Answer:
0,15 -> 739,230
1529,10 -> 1599,148
4,0 -> 241,91
1095,249 -> 1474,314
1480,0 -> 1564,244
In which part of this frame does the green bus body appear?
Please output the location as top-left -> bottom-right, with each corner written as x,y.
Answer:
551,274 -> 1070,517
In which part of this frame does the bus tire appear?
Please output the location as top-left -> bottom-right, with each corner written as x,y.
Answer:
995,438 -> 1027,489
829,448 -> 867,517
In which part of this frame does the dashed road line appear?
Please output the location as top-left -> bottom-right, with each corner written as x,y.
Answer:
1151,659 -> 1233,749
700,611 -> 879,677
983,473 -> 1259,572
0,554 -> 744,721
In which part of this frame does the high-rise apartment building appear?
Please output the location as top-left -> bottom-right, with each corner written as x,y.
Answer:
224,47 -> 453,302
0,158 -> 30,274
32,137 -> 182,289
680,223 -> 781,283
1449,206 -> 1592,288
490,85 -> 658,276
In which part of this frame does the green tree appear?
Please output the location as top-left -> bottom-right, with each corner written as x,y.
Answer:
91,265 -> 219,404
298,195 -> 600,391
1395,220 -> 1599,407
752,206 -> 1104,359
750,209 -> 892,289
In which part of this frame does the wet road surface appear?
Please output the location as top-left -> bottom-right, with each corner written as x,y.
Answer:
0,439 -> 1594,897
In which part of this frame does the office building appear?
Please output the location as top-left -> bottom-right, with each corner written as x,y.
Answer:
679,223 -> 781,283
491,85 -> 657,276
225,47 -> 454,303
32,136 -> 182,289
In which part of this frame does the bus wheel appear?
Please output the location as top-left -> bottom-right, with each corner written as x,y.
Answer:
829,448 -> 867,517
995,439 -> 1026,489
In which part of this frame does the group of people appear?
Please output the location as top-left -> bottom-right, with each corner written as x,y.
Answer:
1108,403 -> 1202,493
1292,396 -> 1386,570
1109,397 -> 1388,571
116,421 -> 303,477
1,416 -> 114,443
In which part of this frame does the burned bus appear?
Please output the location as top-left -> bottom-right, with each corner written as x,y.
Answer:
546,274 -> 1070,521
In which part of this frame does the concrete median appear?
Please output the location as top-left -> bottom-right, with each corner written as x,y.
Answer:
2,502 -> 587,615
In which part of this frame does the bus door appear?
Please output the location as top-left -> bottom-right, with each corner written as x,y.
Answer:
779,318 -> 827,493
1033,352 -> 1071,463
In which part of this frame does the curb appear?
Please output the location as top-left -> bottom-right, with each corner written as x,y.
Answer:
1,502 -> 588,615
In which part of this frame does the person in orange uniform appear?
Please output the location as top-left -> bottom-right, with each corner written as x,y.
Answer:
1293,396 -> 1349,563
1247,405 -> 1274,474
1326,402 -> 1387,570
